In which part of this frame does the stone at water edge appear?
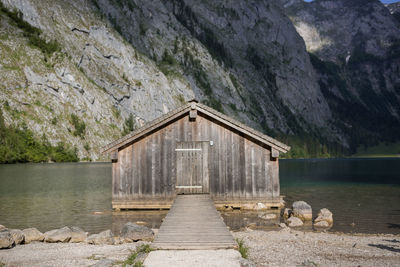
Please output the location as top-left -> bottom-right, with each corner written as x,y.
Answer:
0,230 -> 15,249
314,208 -> 333,225
120,222 -> 154,242
287,217 -> 304,227
292,201 -> 312,221
10,229 -> 24,245
279,223 -> 288,228
314,221 -> 330,227
22,228 -> 45,244
86,230 -> 114,245
0,225 -> 5,231
258,213 -> 277,220
112,236 -> 124,245
254,203 -> 267,210
44,226 -> 72,243
70,226 -> 88,243
283,208 -> 292,220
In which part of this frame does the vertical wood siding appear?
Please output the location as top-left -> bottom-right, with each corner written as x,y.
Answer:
113,112 -> 279,202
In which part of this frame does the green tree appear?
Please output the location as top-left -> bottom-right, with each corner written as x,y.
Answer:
122,113 -> 136,136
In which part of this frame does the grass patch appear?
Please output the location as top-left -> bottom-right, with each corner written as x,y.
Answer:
118,244 -> 153,267
158,49 -> 180,77
229,103 -> 237,112
229,73 -> 239,89
84,142 -> 90,152
352,142 -> 400,158
122,113 -> 136,136
139,23 -> 147,36
51,116 -> 58,125
112,106 -> 121,119
0,2 -> 60,56
173,94 -> 186,105
0,108 -> 79,163
236,238 -> 248,259
135,80 -> 142,87
110,123 -> 119,130
203,97 -> 224,113
3,101 -> 26,120
70,114 -> 86,138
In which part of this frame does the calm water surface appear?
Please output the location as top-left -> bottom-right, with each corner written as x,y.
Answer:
280,158 -> 400,234
0,159 -> 399,234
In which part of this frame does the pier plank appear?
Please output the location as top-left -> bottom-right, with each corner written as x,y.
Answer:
153,195 -> 236,249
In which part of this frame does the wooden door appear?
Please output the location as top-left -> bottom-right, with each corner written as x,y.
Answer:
175,142 -> 209,194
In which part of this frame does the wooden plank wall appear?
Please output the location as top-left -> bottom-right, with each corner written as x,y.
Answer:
113,112 -> 280,202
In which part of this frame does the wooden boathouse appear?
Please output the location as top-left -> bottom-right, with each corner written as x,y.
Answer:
103,100 -> 290,210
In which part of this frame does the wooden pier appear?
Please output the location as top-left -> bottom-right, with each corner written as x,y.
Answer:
153,195 -> 237,249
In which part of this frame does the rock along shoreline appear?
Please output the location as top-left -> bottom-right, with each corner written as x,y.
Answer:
0,222 -> 155,249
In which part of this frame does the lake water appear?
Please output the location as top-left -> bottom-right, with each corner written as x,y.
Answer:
0,158 -> 399,234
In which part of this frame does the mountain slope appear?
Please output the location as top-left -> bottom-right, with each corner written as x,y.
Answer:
0,0 -> 340,161
0,0 -> 399,161
94,0 -> 334,134
0,0 -> 196,160
282,0 -> 400,152
387,2 -> 400,24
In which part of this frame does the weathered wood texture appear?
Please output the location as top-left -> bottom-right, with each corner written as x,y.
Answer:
113,112 -> 281,208
153,194 -> 236,249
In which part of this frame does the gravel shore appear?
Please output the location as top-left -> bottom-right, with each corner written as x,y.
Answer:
233,229 -> 400,267
0,230 -> 399,266
0,242 -> 146,266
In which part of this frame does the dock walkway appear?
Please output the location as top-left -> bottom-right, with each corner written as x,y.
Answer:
152,194 -> 237,249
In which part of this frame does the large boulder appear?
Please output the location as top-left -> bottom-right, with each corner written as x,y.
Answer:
70,226 -> 87,243
10,229 -> 24,245
22,228 -> 44,243
87,230 -> 114,245
292,201 -> 312,221
287,216 -> 304,227
44,227 -> 72,243
120,222 -> 154,242
314,208 -> 333,226
0,230 -> 15,249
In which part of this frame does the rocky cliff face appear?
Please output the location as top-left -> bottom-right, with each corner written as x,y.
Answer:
387,2 -> 400,23
282,0 -> 400,151
0,0 -> 399,160
94,0 -> 334,134
0,0 -> 196,160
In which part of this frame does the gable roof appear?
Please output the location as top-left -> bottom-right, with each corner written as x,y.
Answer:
102,100 -> 290,154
